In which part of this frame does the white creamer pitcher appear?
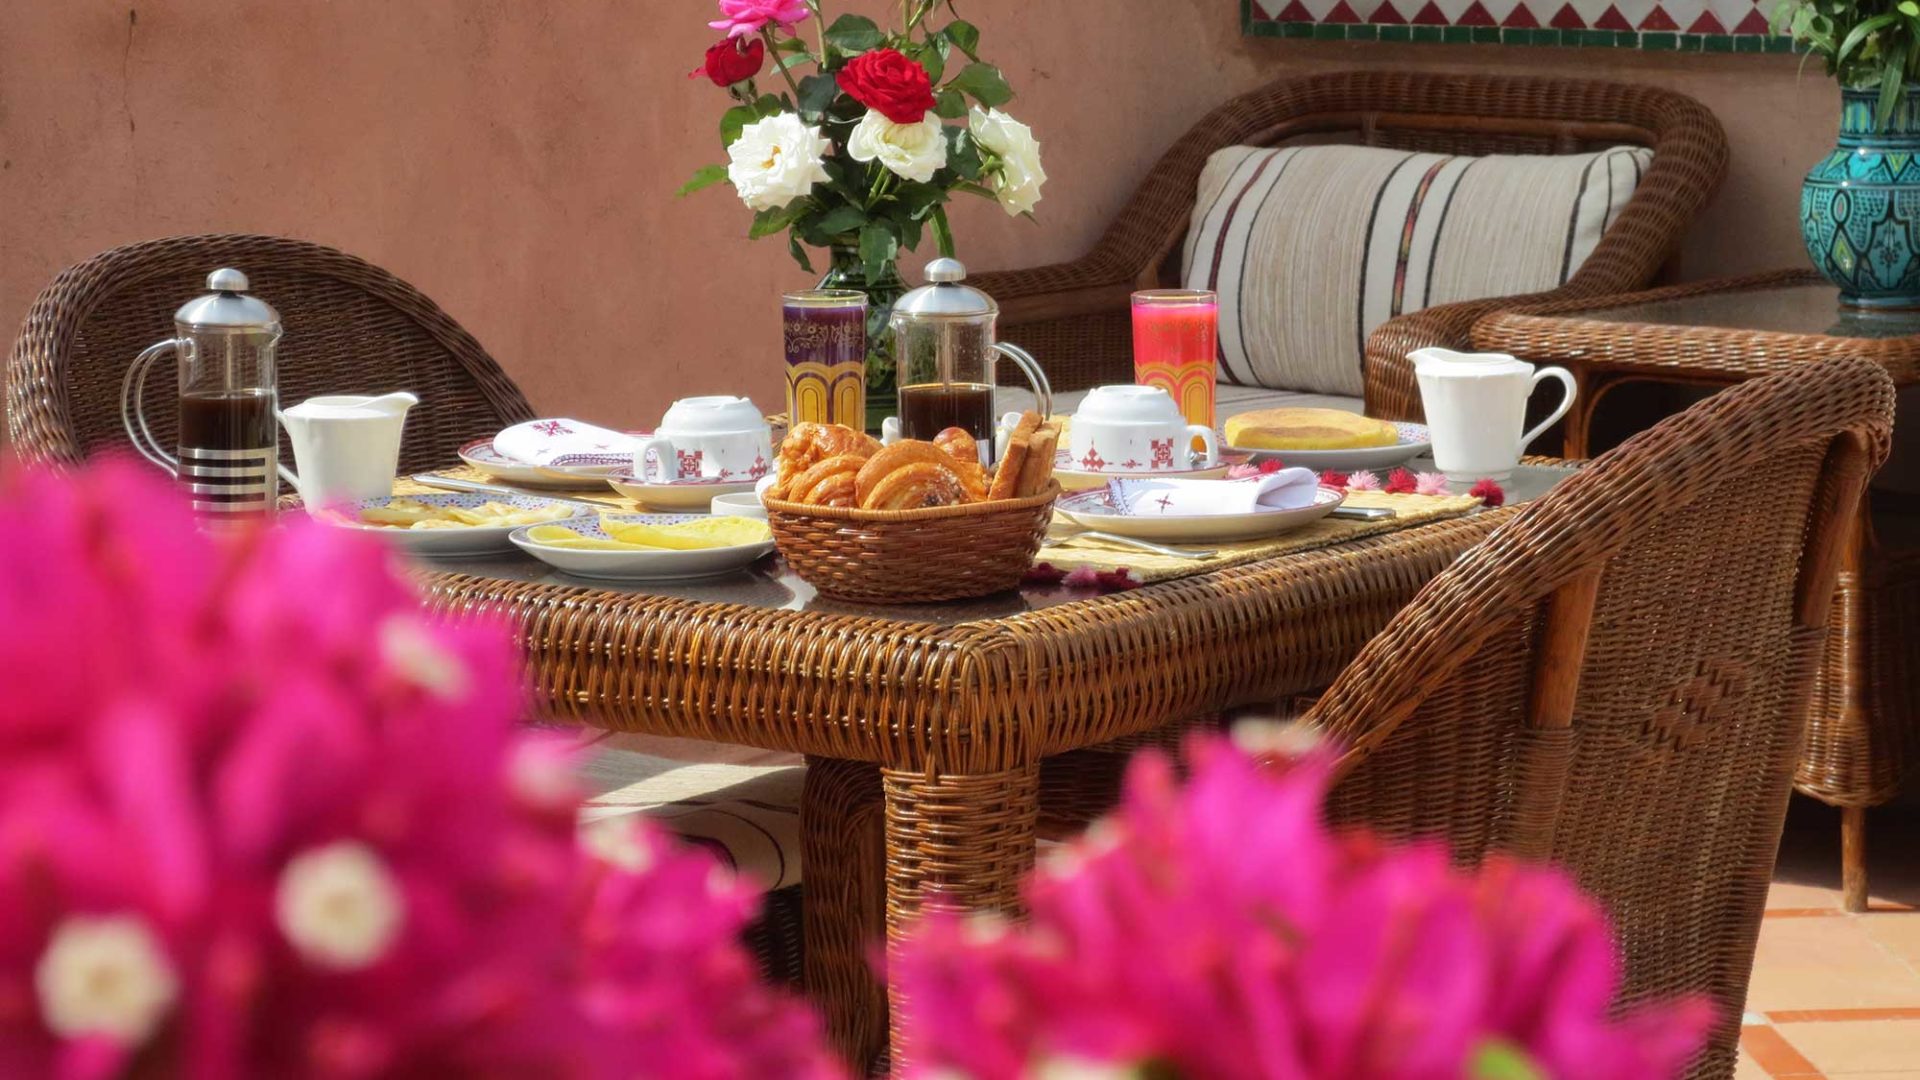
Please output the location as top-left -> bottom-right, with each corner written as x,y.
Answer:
1411,348 -> 1576,483
278,392 -> 419,505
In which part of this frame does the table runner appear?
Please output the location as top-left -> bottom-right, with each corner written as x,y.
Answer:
1036,489 -> 1482,584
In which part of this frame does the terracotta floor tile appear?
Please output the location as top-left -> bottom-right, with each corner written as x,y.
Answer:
1774,1020 -> 1920,1074
1863,912 -> 1920,973
1747,917 -> 1920,1011
1732,1045 -> 1775,1079
1827,1073 -> 1920,1079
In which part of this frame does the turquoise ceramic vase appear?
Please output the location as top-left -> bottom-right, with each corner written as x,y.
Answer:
1803,86 -> 1920,308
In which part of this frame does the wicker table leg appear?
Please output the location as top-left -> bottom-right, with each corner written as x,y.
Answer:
881,764 -> 1041,1071
800,757 -> 886,1071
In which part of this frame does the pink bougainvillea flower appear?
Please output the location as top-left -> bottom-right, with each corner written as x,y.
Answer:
1470,477 -> 1507,507
1345,469 -> 1381,491
708,0 -> 811,38
1383,467 -> 1418,494
1415,470 -> 1451,496
892,735 -> 1713,1079
0,458 -> 837,1079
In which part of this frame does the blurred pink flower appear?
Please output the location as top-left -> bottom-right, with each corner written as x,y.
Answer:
1415,470 -> 1452,496
892,735 -> 1713,1079
1345,469 -> 1381,491
0,459 -> 837,1079
709,0 -> 811,38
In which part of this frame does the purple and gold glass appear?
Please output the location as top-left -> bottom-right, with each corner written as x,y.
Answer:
782,289 -> 867,427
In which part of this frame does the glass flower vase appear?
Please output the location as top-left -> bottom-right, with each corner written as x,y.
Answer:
819,244 -> 907,432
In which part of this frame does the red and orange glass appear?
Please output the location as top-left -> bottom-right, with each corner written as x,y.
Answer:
1131,290 -> 1218,437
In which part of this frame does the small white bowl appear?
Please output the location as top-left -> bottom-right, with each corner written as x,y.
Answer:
710,491 -> 768,519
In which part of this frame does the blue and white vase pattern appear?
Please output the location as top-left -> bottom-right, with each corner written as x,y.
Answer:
1803,87 -> 1920,309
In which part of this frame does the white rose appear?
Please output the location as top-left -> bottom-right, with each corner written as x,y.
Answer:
847,110 -> 948,184
969,107 -> 1046,217
276,841 -> 406,970
726,113 -> 832,212
35,915 -> 177,1044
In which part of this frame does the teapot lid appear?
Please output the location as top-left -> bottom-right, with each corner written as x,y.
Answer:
175,269 -> 281,332
892,257 -> 997,319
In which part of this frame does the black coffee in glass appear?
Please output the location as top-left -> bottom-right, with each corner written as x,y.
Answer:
898,382 -> 995,443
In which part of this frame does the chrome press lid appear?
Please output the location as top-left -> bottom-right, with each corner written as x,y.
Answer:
174,269 -> 282,332
892,257 -> 997,319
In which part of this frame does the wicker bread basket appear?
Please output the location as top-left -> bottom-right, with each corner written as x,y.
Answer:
764,482 -> 1060,603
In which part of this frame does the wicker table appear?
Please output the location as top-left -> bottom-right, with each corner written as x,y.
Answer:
1476,272 -> 1920,912
418,460 -> 1573,1065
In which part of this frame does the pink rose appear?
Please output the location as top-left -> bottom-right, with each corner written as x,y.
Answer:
708,0 -> 810,39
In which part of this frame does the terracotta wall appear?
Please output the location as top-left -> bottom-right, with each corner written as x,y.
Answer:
0,0 -> 1833,431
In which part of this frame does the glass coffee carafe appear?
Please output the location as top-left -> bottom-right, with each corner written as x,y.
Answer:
888,257 -> 1050,461
120,269 -> 284,519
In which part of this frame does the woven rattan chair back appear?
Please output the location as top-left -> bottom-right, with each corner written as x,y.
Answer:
7,234 -> 535,472
1304,357 -> 1894,1078
983,72 -> 1726,394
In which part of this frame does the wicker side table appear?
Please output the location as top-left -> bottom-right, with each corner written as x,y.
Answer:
1474,271 -> 1920,911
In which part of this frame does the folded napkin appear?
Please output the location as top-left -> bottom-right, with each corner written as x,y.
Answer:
1107,467 -> 1320,516
493,419 -> 640,467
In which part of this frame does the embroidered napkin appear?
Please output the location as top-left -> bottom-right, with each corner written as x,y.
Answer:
1107,467 -> 1320,516
493,419 -> 640,467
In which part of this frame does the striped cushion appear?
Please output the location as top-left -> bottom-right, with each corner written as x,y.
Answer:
1182,143 -> 1652,396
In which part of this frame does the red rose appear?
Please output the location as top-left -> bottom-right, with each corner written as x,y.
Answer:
691,36 -> 765,86
836,48 -> 936,123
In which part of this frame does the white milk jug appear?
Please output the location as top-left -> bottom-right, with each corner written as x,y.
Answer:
278,392 -> 419,505
1410,348 -> 1575,483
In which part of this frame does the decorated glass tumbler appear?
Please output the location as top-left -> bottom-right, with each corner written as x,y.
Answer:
1131,289 -> 1218,437
782,289 -> 867,428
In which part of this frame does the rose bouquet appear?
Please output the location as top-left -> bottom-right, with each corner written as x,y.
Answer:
891,731 -> 1715,1079
0,459 -> 838,1079
682,0 -> 1046,391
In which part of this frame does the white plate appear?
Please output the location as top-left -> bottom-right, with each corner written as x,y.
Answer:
314,493 -> 592,556
458,437 -> 641,488
1056,486 -> 1344,543
508,514 -> 777,581
604,468 -> 758,510
1054,463 -> 1232,492
1227,421 -> 1431,472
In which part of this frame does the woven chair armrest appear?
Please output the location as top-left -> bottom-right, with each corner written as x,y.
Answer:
1362,285 -> 1602,421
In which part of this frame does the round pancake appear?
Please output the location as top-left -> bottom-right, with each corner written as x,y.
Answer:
1224,407 -> 1399,451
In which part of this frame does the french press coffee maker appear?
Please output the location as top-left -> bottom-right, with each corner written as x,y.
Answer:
120,269 -> 284,518
886,257 -> 1051,461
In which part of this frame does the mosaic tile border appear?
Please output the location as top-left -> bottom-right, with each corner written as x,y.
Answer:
1241,0 -> 1796,50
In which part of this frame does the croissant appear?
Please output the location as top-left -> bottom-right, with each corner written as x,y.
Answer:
861,461 -> 972,510
772,423 -> 883,498
768,420 -> 1054,508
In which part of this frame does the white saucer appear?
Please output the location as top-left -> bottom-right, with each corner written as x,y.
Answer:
605,468 -> 758,511
1226,421 -> 1431,472
314,493 -> 591,556
1056,486 -> 1344,543
457,438 -> 629,489
508,514 -> 777,581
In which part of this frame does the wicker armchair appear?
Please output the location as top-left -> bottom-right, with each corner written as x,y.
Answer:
1305,356 -> 1895,1079
970,72 -> 1726,407
6,233 -> 536,471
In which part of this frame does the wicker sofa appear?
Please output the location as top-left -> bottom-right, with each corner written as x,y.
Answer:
974,71 -> 1728,420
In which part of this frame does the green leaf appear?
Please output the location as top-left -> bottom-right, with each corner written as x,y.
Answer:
1837,12 -> 1898,63
788,233 -> 814,273
1469,1042 -> 1545,1080
1880,44 -> 1908,129
949,62 -> 1012,108
943,18 -> 981,59
677,164 -> 729,197
797,73 -> 839,118
824,14 -> 886,54
771,35 -> 811,53
944,127 -> 983,181
1901,1 -> 1918,17
750,202 -> 807,239
909,40 -> 946,84
933,87 -> 968,120
813,204 -> 871,236
859,220 -> 899,280
721,104 -> 759,148
895,211 -> 924,252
